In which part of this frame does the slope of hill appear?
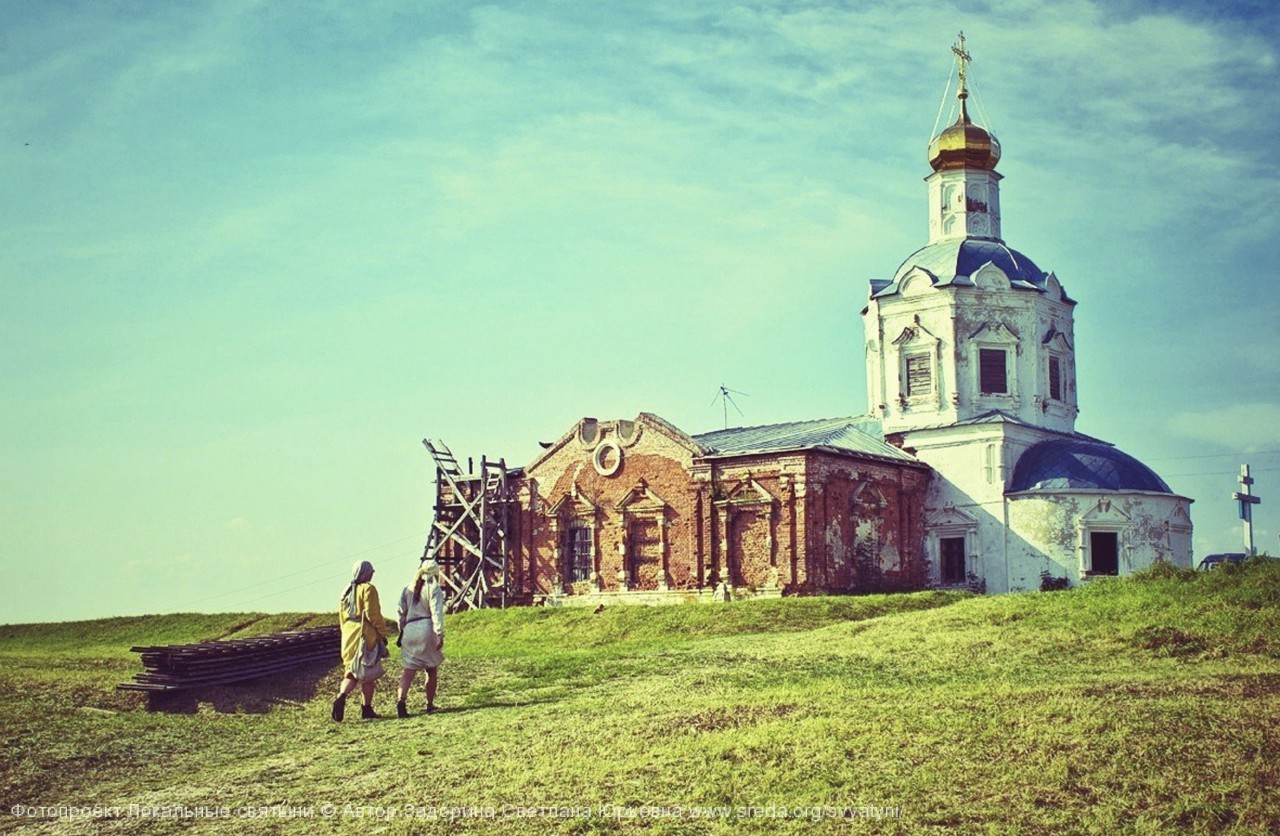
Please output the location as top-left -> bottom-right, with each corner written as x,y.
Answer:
1,564 -> 1277,834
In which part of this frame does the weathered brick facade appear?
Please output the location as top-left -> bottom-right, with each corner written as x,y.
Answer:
505,413 -> 930,602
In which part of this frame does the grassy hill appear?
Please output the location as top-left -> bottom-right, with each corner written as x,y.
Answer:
1,562 -> 1277,834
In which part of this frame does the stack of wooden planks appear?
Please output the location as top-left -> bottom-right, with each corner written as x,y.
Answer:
118,626 -> 340,692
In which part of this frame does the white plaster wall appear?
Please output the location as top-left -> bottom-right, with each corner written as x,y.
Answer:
901,423 -> 1013,592
1007,492 -> 1195,588
869,280 -> 1079,436
872,290 -> 960,433
905,422 -> 1193,593
926,168 -> 1003,243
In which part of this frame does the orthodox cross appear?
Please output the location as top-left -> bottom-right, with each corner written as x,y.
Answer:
952,31 -> 971,98
1233,464 -> 1261,555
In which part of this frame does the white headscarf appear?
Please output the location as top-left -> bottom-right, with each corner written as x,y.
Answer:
412,560 -> 440,603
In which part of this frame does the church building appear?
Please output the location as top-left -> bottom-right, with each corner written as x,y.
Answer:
436,38 -> 1193,606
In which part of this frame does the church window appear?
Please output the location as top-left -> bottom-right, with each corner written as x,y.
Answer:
1089,532 -> 1119,575
905,353 -> 932,397
979,349 -> 1008,394
983,444 -> 997,484
565,523 -> 593,583
628,519 -> 662,588
940,537 -> 966,583
1049,355 -> 1063,401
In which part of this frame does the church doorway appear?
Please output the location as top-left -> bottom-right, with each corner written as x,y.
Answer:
1090,532 -> 1119,575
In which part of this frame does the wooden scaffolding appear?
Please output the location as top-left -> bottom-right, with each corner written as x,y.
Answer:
421,439 -> 517,612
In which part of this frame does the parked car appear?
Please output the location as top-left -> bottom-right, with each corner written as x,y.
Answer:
1198,552 -> 1247,570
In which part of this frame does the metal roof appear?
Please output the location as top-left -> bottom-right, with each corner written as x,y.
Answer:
692,416 -> 917,462
886,410 -> 1103,444
955,410 -> 1099,439
871,238 -> 1064,298
1008,439 -> 1172,493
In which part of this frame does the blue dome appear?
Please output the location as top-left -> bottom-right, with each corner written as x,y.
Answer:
1009,439 -> 1172,493
890,239 -> 1049,288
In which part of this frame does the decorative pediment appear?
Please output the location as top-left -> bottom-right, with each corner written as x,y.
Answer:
1042,326 -> 1073,351
717,476 -> 775,507
1166,504 -> 1192,530
577,418 -> 600,448
1044,273 -> 1064,302
526,412 -> 702,475
927,503 -> 979,529
968,320 -> 1019,344
546,482 -> 600,518
1081,498 -> 1131,524
852,481 -> 889,509
892,316 -> 942,349
616,478 -> 669,513
972,261 -> 1011,291
616,419 -> 642,448
899,267 -> 937,297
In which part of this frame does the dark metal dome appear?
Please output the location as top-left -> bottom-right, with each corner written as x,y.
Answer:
892,238 -> 1048,287
1009,439 -> 1172,493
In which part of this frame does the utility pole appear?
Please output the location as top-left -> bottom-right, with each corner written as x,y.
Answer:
1233,464 -> 1261,556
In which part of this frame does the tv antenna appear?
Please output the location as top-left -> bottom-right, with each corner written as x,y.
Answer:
712,384 -> 748,429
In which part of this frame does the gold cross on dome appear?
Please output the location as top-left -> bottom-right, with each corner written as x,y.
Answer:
952,31 -> 971,96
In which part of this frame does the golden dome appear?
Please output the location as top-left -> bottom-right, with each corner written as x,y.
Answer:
928,99 -> 1001,172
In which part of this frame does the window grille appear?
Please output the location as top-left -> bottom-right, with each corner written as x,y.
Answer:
566,525 -> 593,583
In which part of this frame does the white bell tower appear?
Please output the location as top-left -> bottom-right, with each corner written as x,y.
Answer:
862,33 -> 1080,437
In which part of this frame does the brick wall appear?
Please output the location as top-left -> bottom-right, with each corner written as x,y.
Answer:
513,415 -> 931,599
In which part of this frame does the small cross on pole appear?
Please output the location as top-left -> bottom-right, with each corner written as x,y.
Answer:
1233,464 -> 1262,556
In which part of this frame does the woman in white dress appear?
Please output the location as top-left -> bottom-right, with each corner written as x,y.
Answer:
396,560 -> 445,718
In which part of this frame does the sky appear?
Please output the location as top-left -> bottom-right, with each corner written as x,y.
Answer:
2,0 -> 1278,624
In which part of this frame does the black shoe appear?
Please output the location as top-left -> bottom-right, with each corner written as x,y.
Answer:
331,697 -> 346,722
396,700 -> 408,719
425,703 -> 437,715
361,704 -> 380,720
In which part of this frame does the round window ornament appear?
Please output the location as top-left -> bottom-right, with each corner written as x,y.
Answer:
592,440 -> 622,477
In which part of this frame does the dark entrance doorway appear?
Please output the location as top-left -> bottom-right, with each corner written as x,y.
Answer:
1091,532 -> 1119,575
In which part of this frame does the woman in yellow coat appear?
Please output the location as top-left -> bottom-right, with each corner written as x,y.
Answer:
332,560 -> 390,721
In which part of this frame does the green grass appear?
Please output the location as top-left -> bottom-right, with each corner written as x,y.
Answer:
1,564 -> 1278,834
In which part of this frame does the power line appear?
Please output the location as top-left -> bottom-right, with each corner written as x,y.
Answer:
230,546 -> 424,609
1145,450 -> 1280,462
1163,467 -> 1280,478
179,529 -> 430,608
